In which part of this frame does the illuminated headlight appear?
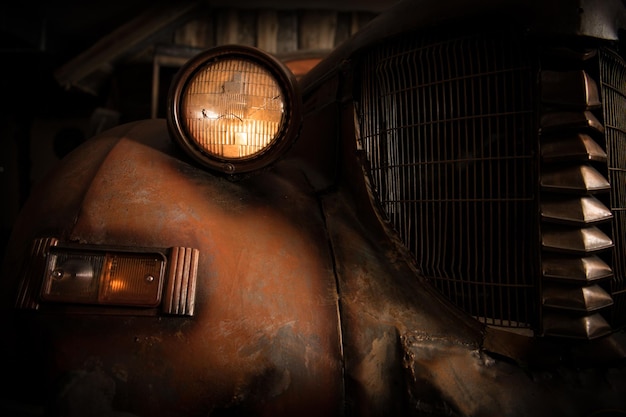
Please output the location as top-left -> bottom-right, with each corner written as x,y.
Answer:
41,246 -> 166,307
167,45 -> 302,174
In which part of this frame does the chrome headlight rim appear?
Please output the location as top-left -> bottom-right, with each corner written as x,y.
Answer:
167,44 -> 302,175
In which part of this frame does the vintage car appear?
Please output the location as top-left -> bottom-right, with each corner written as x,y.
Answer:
2,0 -> 626,416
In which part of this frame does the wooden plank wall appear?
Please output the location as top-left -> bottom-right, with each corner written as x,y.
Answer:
172,8 -> 376,55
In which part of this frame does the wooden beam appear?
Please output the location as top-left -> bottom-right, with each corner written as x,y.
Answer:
257,10 -> 278,53
237,10 -> 257,46
276,11 -> 298,53
216,9 -> 240,45
54,1 -> 202,91
204,0 -> 393,12
298,11 -> 338,50
173,9 -> 215,49
150,44 -> 204,119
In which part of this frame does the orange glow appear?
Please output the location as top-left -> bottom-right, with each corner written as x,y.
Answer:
107,278 -> 127,292
181,58 -> 285,159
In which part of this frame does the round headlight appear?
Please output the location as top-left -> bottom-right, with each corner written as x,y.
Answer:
167,45 -> 302,174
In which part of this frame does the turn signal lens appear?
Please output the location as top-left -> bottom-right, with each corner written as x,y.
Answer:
42,248 -> 165,307
168,45 -> 301,174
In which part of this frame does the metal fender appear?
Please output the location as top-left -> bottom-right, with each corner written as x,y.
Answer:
1,119 -> 344,417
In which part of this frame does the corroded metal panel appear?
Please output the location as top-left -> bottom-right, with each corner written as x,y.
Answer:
1,120 -> 344,417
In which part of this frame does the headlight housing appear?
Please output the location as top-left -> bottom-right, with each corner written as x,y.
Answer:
167,45 -> 302,174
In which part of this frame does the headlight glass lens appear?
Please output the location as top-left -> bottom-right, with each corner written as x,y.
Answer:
168,45 -> 301,174
181,58 -> 285,159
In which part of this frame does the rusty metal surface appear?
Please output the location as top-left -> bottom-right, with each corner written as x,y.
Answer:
1,98 -> 626,417
320,173 -> 626,416
3,1 -> 626,416
1,119 -> 344,416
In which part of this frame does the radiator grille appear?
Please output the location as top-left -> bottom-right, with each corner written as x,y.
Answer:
356,26 -> 626,335
356,30 -> 539,327
601,48 -> 626,327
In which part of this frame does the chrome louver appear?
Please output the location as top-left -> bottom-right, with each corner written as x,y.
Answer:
356,27 -> 626,339
538,49 -> 622,338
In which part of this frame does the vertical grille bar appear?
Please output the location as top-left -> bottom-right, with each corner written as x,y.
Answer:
357,29 -> 539,328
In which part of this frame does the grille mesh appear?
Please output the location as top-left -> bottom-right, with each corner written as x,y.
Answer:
601,48 -> 626,327
356,30 -> 539,327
